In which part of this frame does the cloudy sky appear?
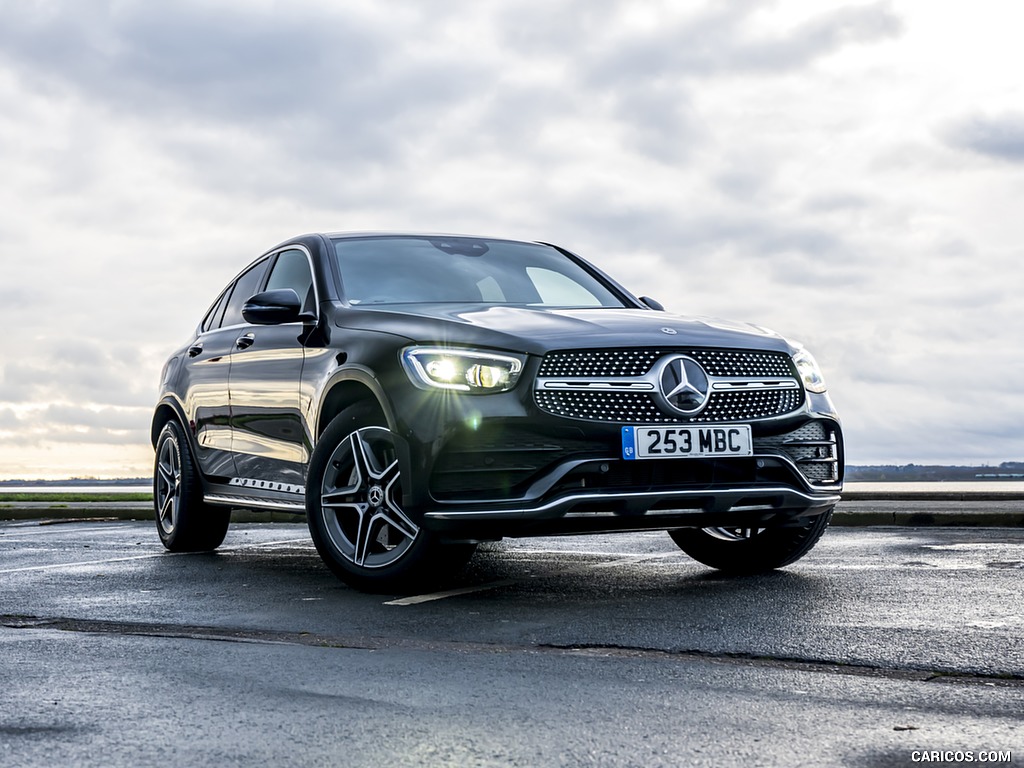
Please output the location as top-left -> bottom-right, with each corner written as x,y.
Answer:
1,0 -> 1021,479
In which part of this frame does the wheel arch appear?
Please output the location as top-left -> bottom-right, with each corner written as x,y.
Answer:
315,367 -> 397,441
151,398 -> 189,448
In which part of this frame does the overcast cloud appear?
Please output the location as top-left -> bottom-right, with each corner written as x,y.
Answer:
1,0 -> 1021,478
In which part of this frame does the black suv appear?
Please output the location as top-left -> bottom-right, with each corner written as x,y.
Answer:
152,233 -> 843,590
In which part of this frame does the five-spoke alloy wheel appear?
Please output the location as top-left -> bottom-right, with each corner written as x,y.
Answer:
319,426 -> 419,570
306,402 -> 474,591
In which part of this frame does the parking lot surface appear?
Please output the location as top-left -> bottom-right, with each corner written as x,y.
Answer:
1,521 -> 1021,767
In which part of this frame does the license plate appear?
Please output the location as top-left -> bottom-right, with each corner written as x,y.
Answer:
622,425 -> 753,460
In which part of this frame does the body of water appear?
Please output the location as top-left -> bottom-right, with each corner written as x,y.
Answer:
845,481 -> 1024,494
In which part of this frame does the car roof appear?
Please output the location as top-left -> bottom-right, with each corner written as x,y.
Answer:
319,231 -> 545,246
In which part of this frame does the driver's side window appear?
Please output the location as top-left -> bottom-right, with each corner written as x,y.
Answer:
265,249 -> 315,314
220,259 -> 268,328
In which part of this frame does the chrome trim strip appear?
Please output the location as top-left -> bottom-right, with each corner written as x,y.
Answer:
711,379 -> 800,391
538,380 -> 656,391
423,486 -> 840,521
535,374 -> 798,392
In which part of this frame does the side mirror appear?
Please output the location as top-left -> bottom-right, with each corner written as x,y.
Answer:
242,289 -> 303,325
639,296 -> 665,311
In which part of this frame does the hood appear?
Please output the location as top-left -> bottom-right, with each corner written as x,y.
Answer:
334,303 -> 793,356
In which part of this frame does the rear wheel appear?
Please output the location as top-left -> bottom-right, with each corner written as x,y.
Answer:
669,507 -> 833,574
153,421 -> 230,552
306,402 -> 475,592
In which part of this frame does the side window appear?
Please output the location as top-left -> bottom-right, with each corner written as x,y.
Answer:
220,259 -> 268,328
526,267 -> 602,307
265,249 -> 315,314
200,288 -> 230,333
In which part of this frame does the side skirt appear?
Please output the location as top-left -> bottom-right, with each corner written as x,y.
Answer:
203,480 -> 306,513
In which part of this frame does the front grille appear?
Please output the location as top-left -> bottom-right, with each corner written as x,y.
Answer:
535,390 -> 666,423
535,348 -> 803,423
691,349 -> 794,377
537,349 -> 663,378
700,389 -> 804,422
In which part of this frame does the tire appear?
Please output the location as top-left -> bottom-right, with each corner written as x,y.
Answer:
153,420 -> 231,552
668,506 -> 833,574
306,401 -> 475,592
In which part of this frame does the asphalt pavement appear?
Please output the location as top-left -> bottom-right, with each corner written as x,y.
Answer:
1,522 -> 1021,767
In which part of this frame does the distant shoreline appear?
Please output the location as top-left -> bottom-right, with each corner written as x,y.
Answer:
2,464 -> 1023,486
0,478 -> 150,486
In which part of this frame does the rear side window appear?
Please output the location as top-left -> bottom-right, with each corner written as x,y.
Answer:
200,289 -> 230,333
220,259 -> 268,328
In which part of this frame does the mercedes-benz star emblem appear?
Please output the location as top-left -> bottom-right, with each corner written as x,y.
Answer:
657,355 -> 710,414
367,485 -> 385,507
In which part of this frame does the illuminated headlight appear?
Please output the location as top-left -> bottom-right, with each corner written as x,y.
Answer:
792,347 -> 827,394
402,347 -> 524,393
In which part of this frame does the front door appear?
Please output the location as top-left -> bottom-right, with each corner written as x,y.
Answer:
227,248 -> 316,491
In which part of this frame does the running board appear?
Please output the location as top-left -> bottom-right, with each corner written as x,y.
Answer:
204,493 -> 306,513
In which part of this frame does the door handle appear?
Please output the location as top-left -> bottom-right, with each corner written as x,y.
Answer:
235,333 -> 255,350
187,343 -> 203,358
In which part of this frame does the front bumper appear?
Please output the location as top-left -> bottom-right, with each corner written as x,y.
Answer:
392,379 -> 843,537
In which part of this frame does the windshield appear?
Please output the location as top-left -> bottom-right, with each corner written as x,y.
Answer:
331,236 -> 628,308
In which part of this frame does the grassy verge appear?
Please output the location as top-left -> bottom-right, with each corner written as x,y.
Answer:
0,493 -> 153,503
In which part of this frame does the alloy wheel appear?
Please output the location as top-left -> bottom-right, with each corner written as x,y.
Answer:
318,426 -> 420,569
155,434 -> 181,536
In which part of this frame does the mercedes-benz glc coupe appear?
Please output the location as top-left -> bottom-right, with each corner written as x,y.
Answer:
152,233 -> 843,591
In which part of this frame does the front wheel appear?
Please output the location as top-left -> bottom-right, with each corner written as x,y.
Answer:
306,402 -> 475,592
669,507 -> 833,574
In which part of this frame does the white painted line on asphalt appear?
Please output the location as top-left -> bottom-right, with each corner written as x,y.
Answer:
587,552 -> 682,569
384,579 -> 519,606
0,524 -> 134,539
0,553 -> 172,574
221,538 -> 312,550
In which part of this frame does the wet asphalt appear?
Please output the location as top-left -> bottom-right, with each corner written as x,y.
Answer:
1,519 -> 1021,767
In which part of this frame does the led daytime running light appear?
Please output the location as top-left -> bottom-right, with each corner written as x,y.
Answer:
403,348 -> 524,393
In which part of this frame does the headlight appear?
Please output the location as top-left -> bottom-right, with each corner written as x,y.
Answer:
402,347 -> 525,393
792,347 -> 827,394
